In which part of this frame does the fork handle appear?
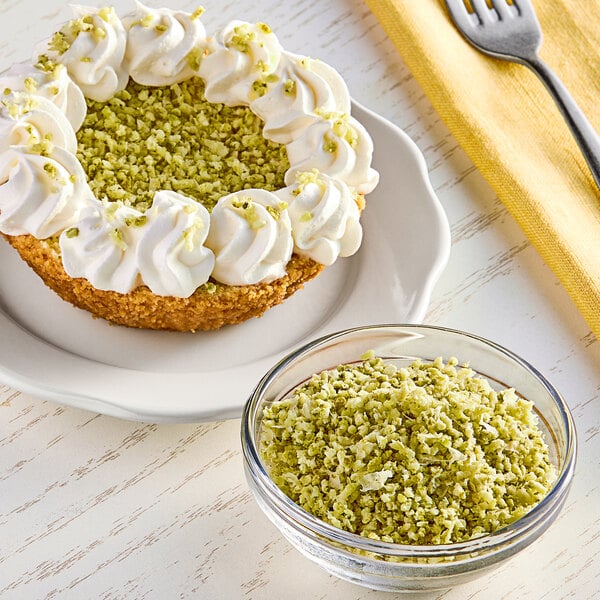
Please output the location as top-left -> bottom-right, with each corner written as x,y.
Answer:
524,55 -> 600,189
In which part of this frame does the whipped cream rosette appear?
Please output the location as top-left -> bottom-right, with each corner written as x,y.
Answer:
124,2 -> 207,86
0,92 -> 77,154
60,191 -> 214,296
276,170 -> 362,266
0,62 -> 86,130
59,198 -> 144,293
0,144 -> 91,238
250,54 -> 351,145
43,5 -> 128,102
206,189 -> 293,285
285,110 -> 379,195
200,20 -> 283,106
136,191 -> 214,296
0,2 -> 378,330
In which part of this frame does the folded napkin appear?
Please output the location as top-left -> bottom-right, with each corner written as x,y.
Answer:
365,0 -> 600,339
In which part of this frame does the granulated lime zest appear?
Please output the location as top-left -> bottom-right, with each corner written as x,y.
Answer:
48,32 -> 70,55
34,54 -> 61,76
44,159 -> 69,187
231,196 -> 266,230
229,24 -> 256,52
264,200 -> 287,221
191,7 -> 205,21
76,77 -> 289,212
24,77 -> 38,93
49,13 -> 105,56
43,162 -> 58,178
185,46 -> 204,71
110,227 -> 126,250
283,79 -> 296,96
295,169 -> 327,193
260,356 -> 557,546
2,92 -> 37,119
249,72 -> 279,101
138,14 -> 154,28
266,205 -> 282,220
98,7 -> 115,22
28,136 -> 54,157
322,136 -> 338,154
182,218 -> 205,251
315,108 -> 358,149
124,215 -> 147,227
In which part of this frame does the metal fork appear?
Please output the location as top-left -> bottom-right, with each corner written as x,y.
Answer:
445,0 -> 600,189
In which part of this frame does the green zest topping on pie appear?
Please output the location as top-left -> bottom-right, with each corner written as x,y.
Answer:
76,78 -> 290,212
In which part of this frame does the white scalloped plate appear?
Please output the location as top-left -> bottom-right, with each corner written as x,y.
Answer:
0,101 -> 451,423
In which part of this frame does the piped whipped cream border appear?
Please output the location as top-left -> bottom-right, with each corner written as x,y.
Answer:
0,3 -> 378,297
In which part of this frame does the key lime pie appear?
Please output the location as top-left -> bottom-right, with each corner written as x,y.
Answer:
0,3 -> 378,331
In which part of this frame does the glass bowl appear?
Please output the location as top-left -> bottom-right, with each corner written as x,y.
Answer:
240,324 -> 577,593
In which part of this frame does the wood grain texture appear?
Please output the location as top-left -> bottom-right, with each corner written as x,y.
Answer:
1,0 -> 599,598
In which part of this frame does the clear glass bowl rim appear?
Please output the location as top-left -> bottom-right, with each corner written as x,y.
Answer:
241,323 -> 577,560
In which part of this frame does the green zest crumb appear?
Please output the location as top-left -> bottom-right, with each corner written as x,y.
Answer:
316,108 -> 358,148
323,136 -> 338,153
267,200 -> 288,221
35,54 -> 60,75
98,7 -> 114,22
43,162 -> 58,178
260,356 -> 557,546
251,79 -> 268,99
48,31 -> 70,55
250,73 -> 279,101
266,205 -> 282,220
185,47 -> 204,71
191,7 -> 205,20
231,197 -> 266,230
76,78 -> 289,212
229,24 -> 256,52
24,77 -> 37,93
2,94 -> 38,119
48,12 -> 106,56
110,227 -> 126,249
65,227 -> 79,238
295,169 -> 326,192
124,215 -> 148,227
28,137 -> 54,157
283,79 -> 296,96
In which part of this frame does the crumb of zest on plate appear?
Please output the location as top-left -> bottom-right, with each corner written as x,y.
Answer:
260,354 -> 557,545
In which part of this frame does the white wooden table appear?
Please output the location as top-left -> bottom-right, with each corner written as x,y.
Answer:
1,1 -> 598,598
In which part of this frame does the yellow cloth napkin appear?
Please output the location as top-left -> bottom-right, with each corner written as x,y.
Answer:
365,0 -> 600,339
